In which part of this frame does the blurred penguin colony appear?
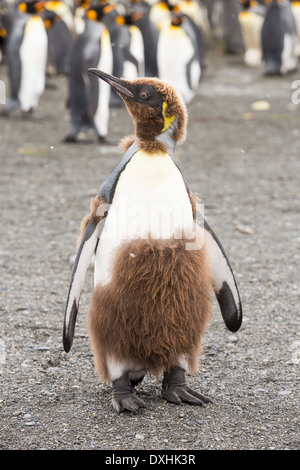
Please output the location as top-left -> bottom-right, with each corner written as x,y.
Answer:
0,0 -> 299,141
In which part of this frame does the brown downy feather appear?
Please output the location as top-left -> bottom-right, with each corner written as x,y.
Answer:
78,195 -> 108,244
87,235 -> 213,382
188,190 -> 201,219
119,134 -> 136,153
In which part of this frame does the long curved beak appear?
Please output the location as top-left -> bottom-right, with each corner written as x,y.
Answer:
88,69 -> 134,98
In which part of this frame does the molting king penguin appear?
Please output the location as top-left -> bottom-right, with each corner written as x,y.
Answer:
63,70 -> 243,413
3,0 -> 48,115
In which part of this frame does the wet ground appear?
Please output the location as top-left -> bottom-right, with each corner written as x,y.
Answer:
0,48 -> 299,451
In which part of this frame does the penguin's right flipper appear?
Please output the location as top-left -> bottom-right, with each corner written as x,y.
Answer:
63,217 -> 105,352
196,211 -> 243,332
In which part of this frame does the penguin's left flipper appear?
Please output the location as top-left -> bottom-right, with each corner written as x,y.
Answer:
63,218 -> 105,353
197,212 -> 243,332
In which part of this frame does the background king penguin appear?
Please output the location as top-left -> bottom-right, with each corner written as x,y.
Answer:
63,70 -> 242,413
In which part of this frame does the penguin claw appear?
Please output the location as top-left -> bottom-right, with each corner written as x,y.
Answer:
112,394 -> 146,414
162,385 -> 211,407
162,365 -> 212,407
161,389 -> 182,405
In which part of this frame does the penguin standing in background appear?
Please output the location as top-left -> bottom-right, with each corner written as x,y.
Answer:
115,13 -> 145,79
0,15 -> 6,63
92,3 -> 146,105
63,70 -> 242,413
149,0 -> 172,30
43,0 -> 75,34
238,1 -> 266,67
157,11 -> 203,104
176,0 -> 210,33
262,0 -> 298,75
64,3 -> 113,142
122,8 -> 159,77
211,0 -> 244,54
0,0 -> 13,63
3,0 -> 48,115
290,1 -> 300,56
41,8 -> 73,75
73,0 -> 89,35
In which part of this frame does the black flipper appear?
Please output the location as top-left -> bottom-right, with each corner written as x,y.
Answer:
197,211 -> 242,332
63,219 -> 104,352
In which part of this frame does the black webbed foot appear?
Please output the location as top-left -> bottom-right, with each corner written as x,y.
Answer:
112,371 -> 146,414
162,365 -> 212,407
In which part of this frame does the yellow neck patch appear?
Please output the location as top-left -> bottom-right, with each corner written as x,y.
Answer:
161,101 -> 176,133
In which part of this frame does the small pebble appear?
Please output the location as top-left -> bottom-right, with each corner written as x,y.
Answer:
278,390 -> 291,396
227,335 -> 238,343
236,224 -> 254,235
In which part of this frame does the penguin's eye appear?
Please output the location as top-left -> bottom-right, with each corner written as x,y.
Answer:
139,90 -> 150,100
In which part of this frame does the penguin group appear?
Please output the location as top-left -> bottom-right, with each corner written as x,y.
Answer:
0,0 -> 298,132
262,0 -> 299,74
212,0 -> 300,74
0,0 -> 207,137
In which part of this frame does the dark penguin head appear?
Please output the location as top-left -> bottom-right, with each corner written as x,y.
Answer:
18,0 -> 45,14
41,9 -> 61,29
85,2 -> 115,22
88,69 -> 187,147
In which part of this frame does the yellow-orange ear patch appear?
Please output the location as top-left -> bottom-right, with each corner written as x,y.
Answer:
161,101 -> 176,133
87,9 -> 97,21
116,16 -> 125,25
44,18 -> 52,28
18,2 -> 27,12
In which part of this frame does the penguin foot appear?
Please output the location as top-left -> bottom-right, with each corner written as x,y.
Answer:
112,372 -> 146,414
63,134 -> 77,143
162,365 -> 212,407
97,135 -> 119,146
21,109 -> 46,120
0,99 -> 19,117
0,108 -> 9,118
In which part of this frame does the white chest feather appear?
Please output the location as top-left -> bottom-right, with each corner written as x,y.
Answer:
94,150 -> 193,286
19,16 -> 48,112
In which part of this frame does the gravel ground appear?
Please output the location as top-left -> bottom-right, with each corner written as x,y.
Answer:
0,47 -> 299,451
